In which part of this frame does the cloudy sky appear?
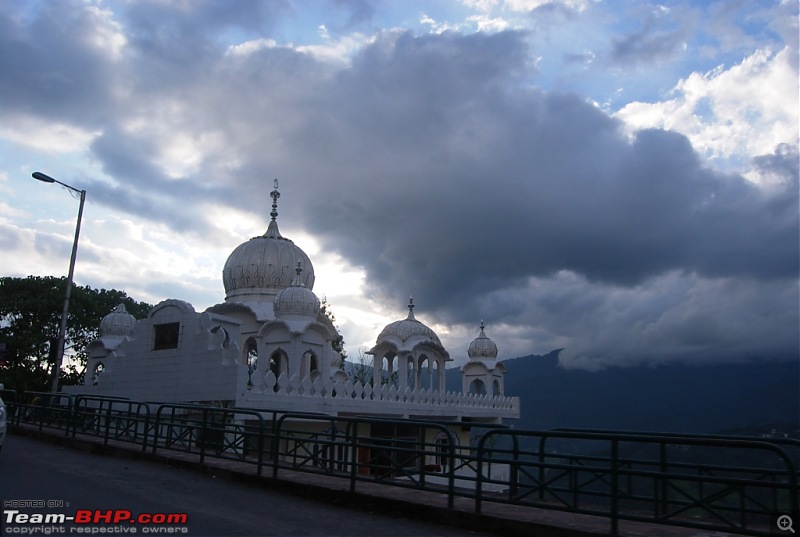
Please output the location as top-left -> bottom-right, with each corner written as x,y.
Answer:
1,0 -> 797,370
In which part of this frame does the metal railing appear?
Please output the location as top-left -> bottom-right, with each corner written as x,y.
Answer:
152,403 -> 269,474
270,414 -> 460,507
4,390 -> 74,433
4,391 -> 797,536
472,429 -> 799,536
71,395 -> 152,450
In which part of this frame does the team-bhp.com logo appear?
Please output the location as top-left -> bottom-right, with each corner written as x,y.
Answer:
4,509 -> 189,534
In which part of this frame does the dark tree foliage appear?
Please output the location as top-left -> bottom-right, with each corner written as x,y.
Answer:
320,297 -> 347,363
0,276 -> 152,392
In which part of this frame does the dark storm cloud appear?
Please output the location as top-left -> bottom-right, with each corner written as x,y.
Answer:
0,3 -> 117,126
610,6 -> 692,65
273,32 -> 798,322
611,25 -> 686,64
329,0 -> 379,31
123,0 -> 288,45
5,2 -> 796,367
751,143 -> 799,183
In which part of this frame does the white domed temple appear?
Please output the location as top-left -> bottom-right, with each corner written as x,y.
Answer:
72,181 -> 520,427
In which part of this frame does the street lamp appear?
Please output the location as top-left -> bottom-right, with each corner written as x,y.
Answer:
32,171 -> 87,392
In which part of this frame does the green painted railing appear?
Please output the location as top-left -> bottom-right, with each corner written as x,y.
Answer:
4,392 -> 797,536
473,428 -> 798,536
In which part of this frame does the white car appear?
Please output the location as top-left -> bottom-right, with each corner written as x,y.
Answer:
0,384 -> 6,451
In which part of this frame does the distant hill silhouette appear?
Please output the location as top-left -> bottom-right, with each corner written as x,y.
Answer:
447,352 -> 799,435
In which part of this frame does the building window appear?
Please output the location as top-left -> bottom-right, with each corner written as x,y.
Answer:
153,322 -> 180,350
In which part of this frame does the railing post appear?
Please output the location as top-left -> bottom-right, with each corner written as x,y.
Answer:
539,435 -> 547,501
256,414 -> 265,477
37,394 -> 45,431
70,396 -> 81,439
272,413 -> 283,479
103,399 -> 112,446
510,433 -> 519,500
658,441 -> 667,519
475,433 -> 485,514
199,407 -> 208,464
348,420 -> 358,493
447,429 -> 456,509
140,403 -> 150,452
610,438 -> 619,535
64,395 -> 73,437
152,405 -> 163,455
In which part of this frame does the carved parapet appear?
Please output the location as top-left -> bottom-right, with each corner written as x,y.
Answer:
242,373 -> 518,418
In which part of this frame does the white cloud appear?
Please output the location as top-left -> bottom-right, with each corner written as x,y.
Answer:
615,47 -> 799,167
0,114 -> 100,154
226,38 -> 279,56
296,33 -> 374,65
83,5 -> 127,61
462,0 -> 589,12
467,14 -> 512,32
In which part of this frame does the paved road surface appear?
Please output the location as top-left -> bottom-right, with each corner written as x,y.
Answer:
0,435 -> 495,537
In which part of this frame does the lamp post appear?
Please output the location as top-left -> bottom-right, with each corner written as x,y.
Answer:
32,171 -> 86,392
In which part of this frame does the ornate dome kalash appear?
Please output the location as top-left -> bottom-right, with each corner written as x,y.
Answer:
100,304 -> 137,338
222,180 -> 315,303
273,263 -> 320,318
377,297 -> 443,346
468,321 -> 498,362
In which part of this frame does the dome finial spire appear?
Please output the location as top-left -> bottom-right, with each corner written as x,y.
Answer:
270,179 -> 280,222
292,261 -> 305,286
407,295 -> 416,320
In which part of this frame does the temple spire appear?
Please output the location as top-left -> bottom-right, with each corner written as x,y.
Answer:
264,179 -> 283,238
270,179 -> 280,222
407,295 -> 416,320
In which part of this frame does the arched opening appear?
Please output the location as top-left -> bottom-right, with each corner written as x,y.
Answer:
269,350 -> 288,391
418,355 -> 429,390
493,379 -> 501,397
469,378 -> 486,396
406,355 -> 416,390
244,338 -> 258,369
431,359 -> 441,392
92,362 -> 105,385
380,353 -> 398,388
304,350 -> 320,381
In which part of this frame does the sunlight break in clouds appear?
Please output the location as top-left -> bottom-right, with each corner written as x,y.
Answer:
615,47 -> 799,169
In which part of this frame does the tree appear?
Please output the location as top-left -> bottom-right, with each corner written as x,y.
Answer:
347,347 -> 398,387
319,297 -> 347,364
0,276 -> 151,392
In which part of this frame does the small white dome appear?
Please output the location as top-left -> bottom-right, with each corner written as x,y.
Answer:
100,304 -> 137,337
376,298 -> 442,346
274,264 -> 320,318
468,321 -> 498,361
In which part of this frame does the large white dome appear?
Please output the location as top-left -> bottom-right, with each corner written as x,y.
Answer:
222,181 -> 314,303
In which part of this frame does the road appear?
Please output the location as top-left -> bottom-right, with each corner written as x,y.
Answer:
0,435 -> 495,537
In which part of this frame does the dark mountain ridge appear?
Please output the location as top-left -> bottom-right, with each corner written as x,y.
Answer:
447,352 -> 799,436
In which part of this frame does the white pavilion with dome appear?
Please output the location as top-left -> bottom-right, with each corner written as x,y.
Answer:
71,181 -> 520,429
